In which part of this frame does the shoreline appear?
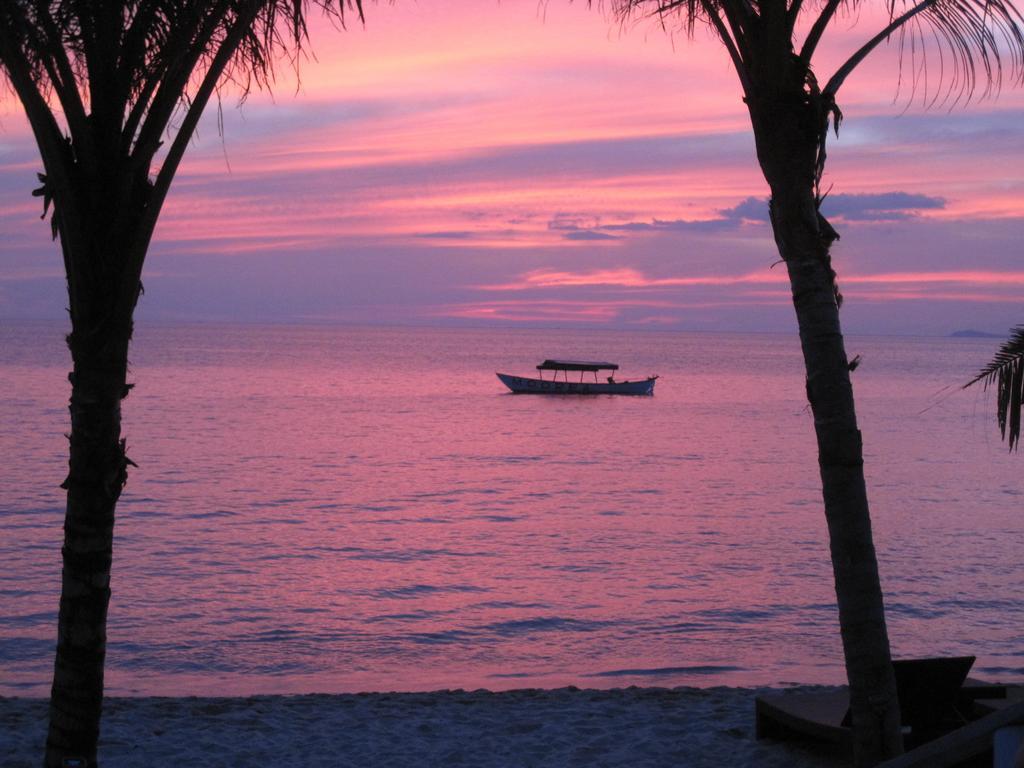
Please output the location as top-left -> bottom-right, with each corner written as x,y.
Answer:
1,685 -> 847,767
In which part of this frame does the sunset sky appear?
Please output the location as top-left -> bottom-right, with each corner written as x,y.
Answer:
1,1 -> 1022,334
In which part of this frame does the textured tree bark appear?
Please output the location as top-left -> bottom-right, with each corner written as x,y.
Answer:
45,317 -> 133,768
0,7 -> 332,766
776,204 -> 903,767
747,77 -> 903,767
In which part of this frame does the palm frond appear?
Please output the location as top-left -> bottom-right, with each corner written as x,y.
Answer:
0,1 -> 364,158
964,326 -> 1024,450
610,0 -> 1024,105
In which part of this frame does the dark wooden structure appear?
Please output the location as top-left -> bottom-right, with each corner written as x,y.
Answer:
756,657 -> 1011,750
877,697 -> 1024,768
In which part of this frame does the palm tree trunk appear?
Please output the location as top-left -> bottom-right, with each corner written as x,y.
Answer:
739,57 -> 903,761
45,318 -> 133,768
768,179 -> 903,766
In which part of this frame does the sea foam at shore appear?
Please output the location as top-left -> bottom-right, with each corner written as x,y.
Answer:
0,686 -> 845,767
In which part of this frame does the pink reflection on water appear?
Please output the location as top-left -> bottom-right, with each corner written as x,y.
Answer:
2,324 -> 1022,696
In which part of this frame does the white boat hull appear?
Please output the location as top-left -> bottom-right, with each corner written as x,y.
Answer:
496,373 -> 656,396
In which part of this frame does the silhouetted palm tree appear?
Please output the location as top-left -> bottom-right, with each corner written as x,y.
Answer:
965,327 -> 1024,449
607,0 -> 1023,763
0,3 -> 360,765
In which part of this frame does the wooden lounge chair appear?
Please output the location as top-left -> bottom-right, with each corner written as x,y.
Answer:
755,687 -> 853,747
755,656 -> 986,749
974,684 -> 1024,716
876,697 -> 1024,768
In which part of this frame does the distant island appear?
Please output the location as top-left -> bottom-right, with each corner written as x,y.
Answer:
949,329 -> 1002,338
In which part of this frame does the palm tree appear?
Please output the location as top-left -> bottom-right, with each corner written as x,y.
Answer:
964,327 -> 1024,449
0,3 -> 360,766
606,0 -> 1023,763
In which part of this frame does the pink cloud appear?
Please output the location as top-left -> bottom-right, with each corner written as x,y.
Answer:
476,267 -> 1024,294
1,0 -> 1022,332
846,290 -> 1022,303
844,271 -> 1024,286
475,268 -> 784,291
433,295 -> 790,324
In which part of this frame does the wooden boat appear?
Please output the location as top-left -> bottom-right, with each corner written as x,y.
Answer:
496,359 -> 657,395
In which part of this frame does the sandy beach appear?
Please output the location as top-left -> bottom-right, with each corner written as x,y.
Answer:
0,686 -> 847,767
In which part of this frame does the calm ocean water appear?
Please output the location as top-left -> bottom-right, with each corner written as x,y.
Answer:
1,322 -> 1021,696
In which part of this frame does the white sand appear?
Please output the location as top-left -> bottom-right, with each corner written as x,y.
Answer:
1,686 -> 847,767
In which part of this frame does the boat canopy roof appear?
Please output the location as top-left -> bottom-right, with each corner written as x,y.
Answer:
537,359 -> 619,371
